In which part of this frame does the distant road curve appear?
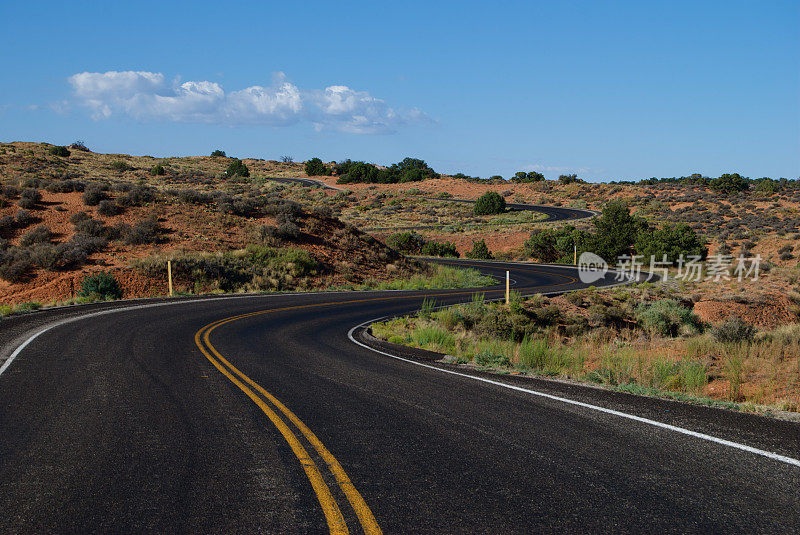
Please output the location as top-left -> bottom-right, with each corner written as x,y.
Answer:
262,177 -> 597,228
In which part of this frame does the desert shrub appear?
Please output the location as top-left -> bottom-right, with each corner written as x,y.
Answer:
386,232 -> 427,254
712,317 -> 756,344
97,200 -> 124,216
14,210 -> 34,227
19,225 -> 52,247
28,243 -> 61,270
305,157 -> 331,176
49,233 -> 107,268
82,185 -> 107,206
177,189 -> 213,205
1,186 -> 20,198
119,185 -> 155,206
78,272 -> 123,300
421,241 -> 459,258
311,205 -> 333,219
635,299 -> 702,337
150,163 -> 166,176
210,149 -> 227,157
466,239 -> 493,259
226,158 -> 250,177
254,225 -> 280,244
263,198 -> 301,217
45,180 -> 83,193
124,219 -> 163,245
49,146 -> 71,157
110,160 -> 131,172
473,191 -> 506,215
70,140 -> 89,152
69,211 -> 90,225
18,188 -> 41,209
0,215 -> 15,234
276,222 -> 300,239
136,245 -> 318,293
0,257 -> 32,282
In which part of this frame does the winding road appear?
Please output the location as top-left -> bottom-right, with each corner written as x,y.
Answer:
262,176 -> 597,229
0,258 -> 798,533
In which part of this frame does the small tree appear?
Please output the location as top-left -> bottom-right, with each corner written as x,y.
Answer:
710,173 -> 749,194
280,155 -> 294,163
466,239 -> 493,259
523,229 -> 559,262
473,191 -> 506,215
558,174 -> 581,184
210,149 -> 227,157
48,146 -> 71,157
305,157 -> 331,176
70,140 -> 90,152
226,159 -> 250,177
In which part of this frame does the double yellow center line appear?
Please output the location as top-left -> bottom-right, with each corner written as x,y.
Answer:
195,304 -> 382,534
192,266 -> 577,533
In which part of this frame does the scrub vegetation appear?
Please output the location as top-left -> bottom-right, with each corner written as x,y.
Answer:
371,285 -> 800,414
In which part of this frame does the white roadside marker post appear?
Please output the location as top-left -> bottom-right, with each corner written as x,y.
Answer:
506,270 -> 510,305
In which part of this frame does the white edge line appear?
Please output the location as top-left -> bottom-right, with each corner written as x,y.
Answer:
346,320 -> 800,469
0,292 -> 333,379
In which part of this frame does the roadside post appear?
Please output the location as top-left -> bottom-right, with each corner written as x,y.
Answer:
167,260 -> 174,297
506,270 -> 510,305
574,245 -> 577,265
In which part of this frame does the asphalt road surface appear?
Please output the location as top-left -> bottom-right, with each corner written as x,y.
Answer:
0,260 -> 798,534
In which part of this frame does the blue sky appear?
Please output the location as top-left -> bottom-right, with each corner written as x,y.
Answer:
1,0 -> 798,181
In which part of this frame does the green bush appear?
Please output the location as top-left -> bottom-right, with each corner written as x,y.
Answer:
558,174 -> 581,184
78,272 -> 123,300
386,232 -> 427,254
110,160 -> 131,172
466,239 -> 492,259
421,241 -> 459,258
634,223 -> 707,263
304,157 -> 331,176
473,191 -> 506,215
710,173 -> 749,194
150,163 -> 166,176
635,299 -> 702,337
49,146 -> 71,157
510,171 -> 544,183
335,157 -> 439,183
712,317 -> 756,344
226,159 -> 250,177
210,149 -> 226,157
523,229 -> 559,262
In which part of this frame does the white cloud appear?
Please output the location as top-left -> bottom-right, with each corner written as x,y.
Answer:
66,70 -> 429,134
